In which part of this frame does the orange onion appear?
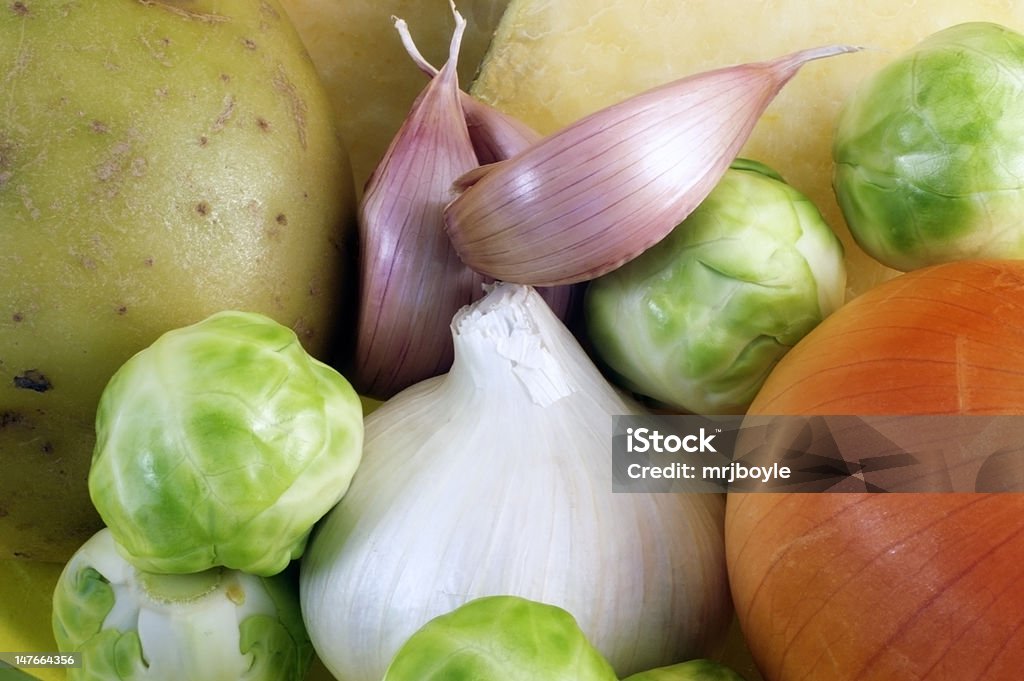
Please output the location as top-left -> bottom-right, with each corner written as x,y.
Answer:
726,259 -> 1024,681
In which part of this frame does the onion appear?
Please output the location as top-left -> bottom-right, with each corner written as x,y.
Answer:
725,259 -> 1024,681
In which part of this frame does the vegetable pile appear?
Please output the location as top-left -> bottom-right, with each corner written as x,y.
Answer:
7,2 -> 1024,681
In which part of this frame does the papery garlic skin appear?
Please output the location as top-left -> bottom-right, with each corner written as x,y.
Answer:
300,284 -> 732,681
393,14 -> 539,166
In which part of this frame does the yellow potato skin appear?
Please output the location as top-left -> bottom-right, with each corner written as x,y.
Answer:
0,0 -> 356,562
471,0 -> 1024,298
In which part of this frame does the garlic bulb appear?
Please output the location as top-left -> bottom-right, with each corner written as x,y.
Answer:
300,283 -> 731,681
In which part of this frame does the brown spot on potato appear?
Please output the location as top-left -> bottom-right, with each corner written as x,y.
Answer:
115,304 -> 128,315
196,201 -> 210,216
242,38 -> 257,50
91,120 -> 109,134
259,0 -> 279,22
136,1 -> 229,24
16,184 -> 40,219
13,369 -> 51,393
276,213 -> 288,226
273,69 -> 308,150
0,411 -> 25,427
95,140 -> 132,183
198,135 -> 209,147
257,117 -> 271,132
293,320 -> 315,343
11,2 -> 28,16
0,138 -> 15,187
143,256 -> 154,266
12,312 -> 23,322
211,95 -> 235,133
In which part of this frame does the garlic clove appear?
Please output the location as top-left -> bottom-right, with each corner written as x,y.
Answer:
453,97 -> 588,324
351,4 -> 485,400
394,16 -> 544,166
391,16 -> 540,166
443,44 -> 862,286
460,93 -> 543,165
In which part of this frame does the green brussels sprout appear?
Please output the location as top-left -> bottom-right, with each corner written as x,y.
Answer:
88,311 -> 363,577
52,528 -> 312,681
833,22 -> 1024,271
622,659 -> 748,681
584,159 -> 845,414
382,596 -> 618,681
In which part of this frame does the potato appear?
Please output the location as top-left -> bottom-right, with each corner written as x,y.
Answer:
470,0 -> 1024,298
278,0 -> 510,194
0,0 -> 355,562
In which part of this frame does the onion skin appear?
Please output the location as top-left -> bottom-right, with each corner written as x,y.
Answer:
725,259 -> 1024,681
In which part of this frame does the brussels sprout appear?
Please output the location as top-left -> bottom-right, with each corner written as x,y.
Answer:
52,528 -> 311,681
381,596 -> 618,681
833,22 -> 1024,271
88,311 -> 363,576
622,659 -> 748,681
584,159 -> 845,414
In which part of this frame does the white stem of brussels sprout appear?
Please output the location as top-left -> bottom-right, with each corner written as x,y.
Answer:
300,283 -> 733,681
52,528 -> 309,681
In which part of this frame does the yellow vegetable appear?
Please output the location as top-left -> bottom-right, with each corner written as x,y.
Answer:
470,0 -> 1024,297
0,559 -> 63,681
0,0 -> 355,563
